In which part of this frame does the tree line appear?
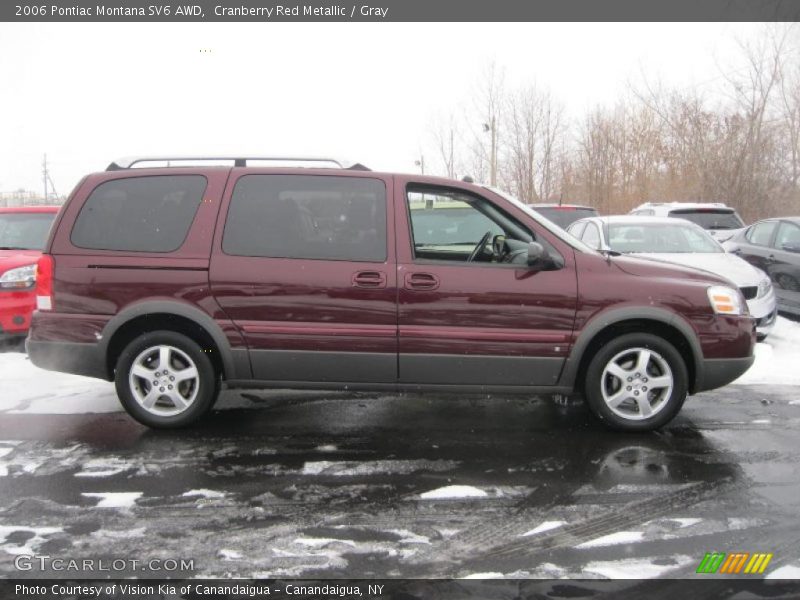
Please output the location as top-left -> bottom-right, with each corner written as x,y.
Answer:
425,26 -> 800,222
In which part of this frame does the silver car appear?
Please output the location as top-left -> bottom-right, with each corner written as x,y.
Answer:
567,216 -> 777,340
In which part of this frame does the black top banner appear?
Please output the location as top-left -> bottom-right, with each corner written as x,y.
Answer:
3,0 -> 800,22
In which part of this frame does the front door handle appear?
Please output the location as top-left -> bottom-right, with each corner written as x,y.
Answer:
352,271 -> 387,288
404,272 -> 440,291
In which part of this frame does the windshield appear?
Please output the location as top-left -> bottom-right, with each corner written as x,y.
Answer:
608,222 -> 723,254
486,187 -> 597,254
0,212 -> 56,250
668,209 -> 744,230
532,206 -> 599,228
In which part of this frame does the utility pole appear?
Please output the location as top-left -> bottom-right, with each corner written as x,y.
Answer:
415,156 -> 425,174
483,118 -> 497,186
43,154 -> 48,203
490,115 -> 497,186
449,128 -> 454,179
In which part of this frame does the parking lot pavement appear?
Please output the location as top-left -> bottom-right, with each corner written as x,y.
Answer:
1,384 -> 800,579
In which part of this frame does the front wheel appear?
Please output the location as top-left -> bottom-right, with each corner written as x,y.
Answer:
584,333 -> 688,432
114,331 -> 220,428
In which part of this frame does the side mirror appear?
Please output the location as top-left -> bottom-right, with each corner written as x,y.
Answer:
527,241 -> 546,265
599,242 -> 612,253
526,241 -> 565,270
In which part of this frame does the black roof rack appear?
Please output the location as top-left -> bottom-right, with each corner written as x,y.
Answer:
105,156 -> 370,171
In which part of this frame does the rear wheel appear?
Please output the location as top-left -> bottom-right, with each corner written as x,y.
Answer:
114,331 -> 219,428
584,333 -> 688,432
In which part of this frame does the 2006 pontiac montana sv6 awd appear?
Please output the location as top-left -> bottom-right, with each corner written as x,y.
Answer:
27,156 -> 756,431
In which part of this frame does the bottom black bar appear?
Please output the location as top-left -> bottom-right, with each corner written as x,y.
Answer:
2,579 -> 800,600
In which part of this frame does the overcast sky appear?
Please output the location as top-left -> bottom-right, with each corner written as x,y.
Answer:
0,22 -> 764,195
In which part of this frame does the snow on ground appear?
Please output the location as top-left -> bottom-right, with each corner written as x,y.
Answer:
419,485 -> 489,500
735,316 -> 800,385
0,352 -> 119,413
0,315 -> 798,416
81,492 -> 142,508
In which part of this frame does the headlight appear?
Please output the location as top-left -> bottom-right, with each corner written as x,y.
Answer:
707,285 -> 746,315
757,277 -> 772,299
0,264 -> 37,290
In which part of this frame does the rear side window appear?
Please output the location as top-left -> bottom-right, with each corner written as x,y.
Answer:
223,175 -> 387,262
668,209 -> 744,230
534,207 -> 599,228
71,175 -> 206,252
746,221 -> 777,246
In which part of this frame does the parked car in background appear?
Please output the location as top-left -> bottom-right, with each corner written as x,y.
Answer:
27,156 -> 755,432
723,217 -> 800,318
567,216 -> 777,340
630,202 -> 745,243
530,204 -> 599,229
0,206 -> 60,341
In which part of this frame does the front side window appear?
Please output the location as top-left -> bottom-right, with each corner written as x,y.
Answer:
223,175 -> 387,262
406,185 -> 538,265
0,212 -> 56,251
71,175 -> 206,252
746,221 -> 777,247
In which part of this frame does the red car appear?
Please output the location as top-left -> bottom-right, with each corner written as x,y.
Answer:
27,156 -> 756,431
0,206 -> 59,341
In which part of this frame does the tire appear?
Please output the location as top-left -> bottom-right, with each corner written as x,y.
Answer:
584,333 -> 688,432
114,330 -> 220,428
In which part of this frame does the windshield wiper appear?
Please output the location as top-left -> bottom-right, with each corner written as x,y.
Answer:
0,246 -> 32,250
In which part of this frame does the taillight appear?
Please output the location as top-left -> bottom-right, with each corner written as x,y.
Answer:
36,254 -> 54,311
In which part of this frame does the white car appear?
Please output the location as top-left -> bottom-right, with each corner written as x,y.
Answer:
567,216 -> 777,340
629,202 -> 746,243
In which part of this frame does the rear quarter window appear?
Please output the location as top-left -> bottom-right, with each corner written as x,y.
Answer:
70,175 -> 207,252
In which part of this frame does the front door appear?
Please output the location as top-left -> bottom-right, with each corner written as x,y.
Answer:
394,179 -> 578,387
210,171 -> 397,384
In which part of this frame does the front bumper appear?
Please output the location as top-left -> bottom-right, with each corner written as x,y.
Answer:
26,339 -> 108,380
747,290 -> 778,338
0,290 -> 36,337
695,355 -> 756,392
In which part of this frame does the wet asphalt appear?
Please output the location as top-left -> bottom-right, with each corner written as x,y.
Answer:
1,375 -> 799,581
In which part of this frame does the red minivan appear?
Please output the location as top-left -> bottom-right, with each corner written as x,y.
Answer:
27,157 -> 755,431
0,206 -> 59,341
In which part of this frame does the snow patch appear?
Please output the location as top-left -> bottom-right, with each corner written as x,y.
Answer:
0,525 -> 63,555
582,555 -> 694,578
419,485 -> 488,499
0,353 -> 119,413
460,572 -> 504,579
735,317 -> 800,385
521,520 -> 567,537
182,489 -> 226,499
91,527 -> 146,539
218,549 -> 243,560
766,564 -> 800,579
293,537 -> 357,548
82,492 -> 142,508
75,458 -> 133,478
302,459 -> 457,476
387,529 -> 430,545
577,531 -> 645,548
